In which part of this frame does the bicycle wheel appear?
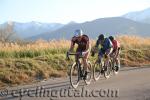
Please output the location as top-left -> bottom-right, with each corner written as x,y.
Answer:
104,60 -> 112,79
112,59 -> 120,75
93,60 -> 103,81
70,62 -> 80,89
112,61 -> 118,75
84,61 -> 92,85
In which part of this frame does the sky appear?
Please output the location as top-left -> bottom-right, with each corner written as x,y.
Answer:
0,0 -> 150,24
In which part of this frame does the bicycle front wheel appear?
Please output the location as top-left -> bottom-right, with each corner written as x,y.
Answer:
93,61 -> 103,81
70,62 -> 80,89
104,60 -> 112,79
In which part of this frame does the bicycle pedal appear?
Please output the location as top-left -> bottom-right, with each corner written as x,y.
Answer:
112,66 -> 115,70
101,69 -> 104,73
115,66 -> 119,71
83,75 -> 87,80
83,71 -> 88,80
80,74 -> 83,77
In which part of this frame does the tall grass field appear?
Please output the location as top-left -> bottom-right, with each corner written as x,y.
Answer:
0,35 -> 150,87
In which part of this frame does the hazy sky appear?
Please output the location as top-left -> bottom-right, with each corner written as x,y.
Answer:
0,0 -> 150,24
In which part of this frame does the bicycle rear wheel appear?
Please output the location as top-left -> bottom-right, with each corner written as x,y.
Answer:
93,61 -> 103,81
112,60 -> 118,75
70,62 -> 80,89
104,60 -> 112,79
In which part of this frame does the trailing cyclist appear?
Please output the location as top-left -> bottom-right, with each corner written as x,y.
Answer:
109,36 -> 121,72
67,29 -> 91,79
92,34 -> 113,72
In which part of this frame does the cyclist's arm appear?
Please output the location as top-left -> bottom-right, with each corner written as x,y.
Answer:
84,40 -> 90,53
115,47 -> 120,58
91,38 -> 100,54
69,40 -> 75,52
95,39 -> 100,48
115,41 -> 120,58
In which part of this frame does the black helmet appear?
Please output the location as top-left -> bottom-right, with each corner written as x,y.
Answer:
109,36 -> 114,41
98,34 -> 104,40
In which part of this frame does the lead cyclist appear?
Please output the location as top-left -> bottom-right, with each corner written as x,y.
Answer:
67,29 -> 91,79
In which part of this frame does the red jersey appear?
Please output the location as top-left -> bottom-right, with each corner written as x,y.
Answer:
112,40 -> 120,50
71,35 -> 89,51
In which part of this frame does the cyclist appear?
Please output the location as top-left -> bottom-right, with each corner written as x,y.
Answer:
109,36 -> 121,71
92,34 -> 113,71
67,29 -> 91,79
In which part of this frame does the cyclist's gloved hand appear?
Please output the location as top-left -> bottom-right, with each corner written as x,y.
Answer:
66,51 -> 70,60
91,51 -> 95,57
82,51 -> 86,56
77,52 -> 82,57
91,46 -> 97,57
104,54 -> 108,58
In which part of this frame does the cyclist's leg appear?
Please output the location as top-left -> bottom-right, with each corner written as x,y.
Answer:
98,48 -> 105,63
82,51 -> 90,72
75,48 -> 80,62
110,49 -> 115,59
82,51 -> 90,79
105,48 -> 113,68
98,48 -> 105,73
110,49 -> 118,70
115,48 -> 120,70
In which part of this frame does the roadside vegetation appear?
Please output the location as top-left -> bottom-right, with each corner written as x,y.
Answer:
0,36 -> 150,87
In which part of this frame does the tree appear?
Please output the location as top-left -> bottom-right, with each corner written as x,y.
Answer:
0,22 -> 15,42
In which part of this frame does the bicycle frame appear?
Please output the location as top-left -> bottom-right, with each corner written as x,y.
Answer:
68,53 -> 85,78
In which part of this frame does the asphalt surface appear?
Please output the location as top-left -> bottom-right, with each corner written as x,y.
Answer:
1,66 -> 150,100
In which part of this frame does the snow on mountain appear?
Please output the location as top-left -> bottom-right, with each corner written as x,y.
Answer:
123,7 -> 150,24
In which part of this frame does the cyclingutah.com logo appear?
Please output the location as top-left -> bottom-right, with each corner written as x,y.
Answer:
1,86 -> 119,100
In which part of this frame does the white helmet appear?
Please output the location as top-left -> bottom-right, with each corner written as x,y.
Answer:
74,29 -> 83,37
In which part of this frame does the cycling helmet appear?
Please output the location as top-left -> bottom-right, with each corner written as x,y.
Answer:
109,36 -> 114,41
74,29 -> 83,37
98,34 -> 104,40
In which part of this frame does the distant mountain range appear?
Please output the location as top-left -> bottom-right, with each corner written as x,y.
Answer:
123,7 -> 150,24
0,21 -> 64,39
1,7 -> 150,41
29,17 -> 150,40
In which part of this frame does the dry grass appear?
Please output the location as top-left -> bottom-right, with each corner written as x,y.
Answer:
116,35 -> 150,66
117,35 -> 150,49
0,39 -> 70,51
0,35 -> 149,52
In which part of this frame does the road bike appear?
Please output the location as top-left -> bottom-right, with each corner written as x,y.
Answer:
66,52 -> 92,89
92,49 -> 120,81
93,56 -> 120,81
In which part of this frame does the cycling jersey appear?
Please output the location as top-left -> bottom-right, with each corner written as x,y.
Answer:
96,38 -> 113,50
96,38 -> 113,57
71,35 -> 89,52
112,40 -> 120,50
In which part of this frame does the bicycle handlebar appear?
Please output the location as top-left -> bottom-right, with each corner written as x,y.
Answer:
66,52 -> 83,61
68,53 -> 79,55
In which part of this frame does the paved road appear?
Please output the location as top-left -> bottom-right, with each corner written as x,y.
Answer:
1,66 -> 150,100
